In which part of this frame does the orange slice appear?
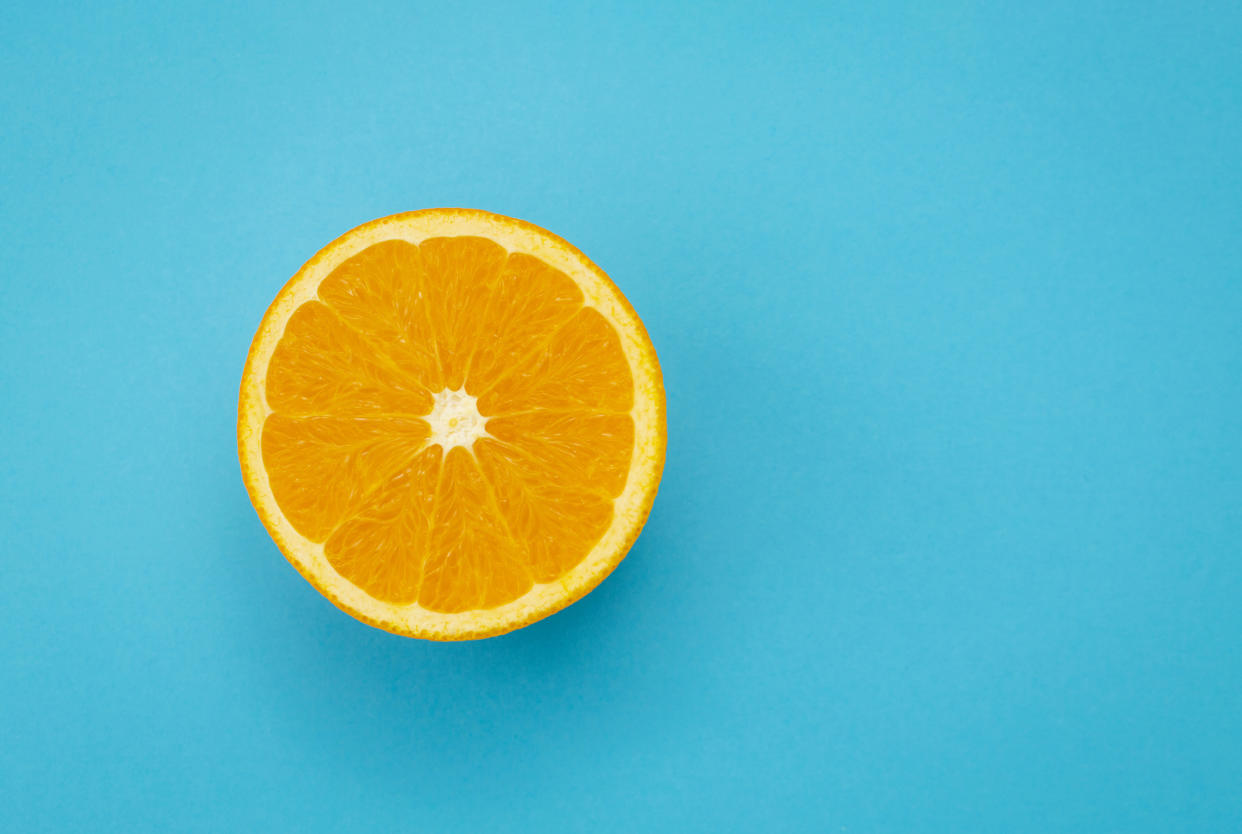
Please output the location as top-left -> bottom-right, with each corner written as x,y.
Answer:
238,209 -> 666,640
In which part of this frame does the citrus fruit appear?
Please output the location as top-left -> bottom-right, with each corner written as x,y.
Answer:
238,209 -> 666,640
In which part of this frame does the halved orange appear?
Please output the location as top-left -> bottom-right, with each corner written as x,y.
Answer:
238,209 -> 666,640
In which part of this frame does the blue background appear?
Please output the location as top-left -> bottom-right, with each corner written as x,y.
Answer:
3,1 -> 1240,831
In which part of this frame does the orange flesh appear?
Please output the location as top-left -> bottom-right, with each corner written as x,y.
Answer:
259,237 -> 635,613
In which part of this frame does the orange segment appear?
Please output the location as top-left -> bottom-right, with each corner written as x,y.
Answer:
486,412 -> 634,497
475,439 -> 615,584
317,239 -> 443,392
323,446 -> 442,606
478,307 -> 634,415
265,301 -> 433,416
239,209 -> 666,640
417,236 -> 509,390
464,253 -> 585,395
261,414 -> 430,542
420,448 -> 533,613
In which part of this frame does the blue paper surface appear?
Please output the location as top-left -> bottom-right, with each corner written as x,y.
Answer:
3,2 -> 1240,830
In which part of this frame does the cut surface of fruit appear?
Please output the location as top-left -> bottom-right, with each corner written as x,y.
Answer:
238,209 -> 665,640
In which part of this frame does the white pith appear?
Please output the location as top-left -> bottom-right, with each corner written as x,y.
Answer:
425,388 -> 488,452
